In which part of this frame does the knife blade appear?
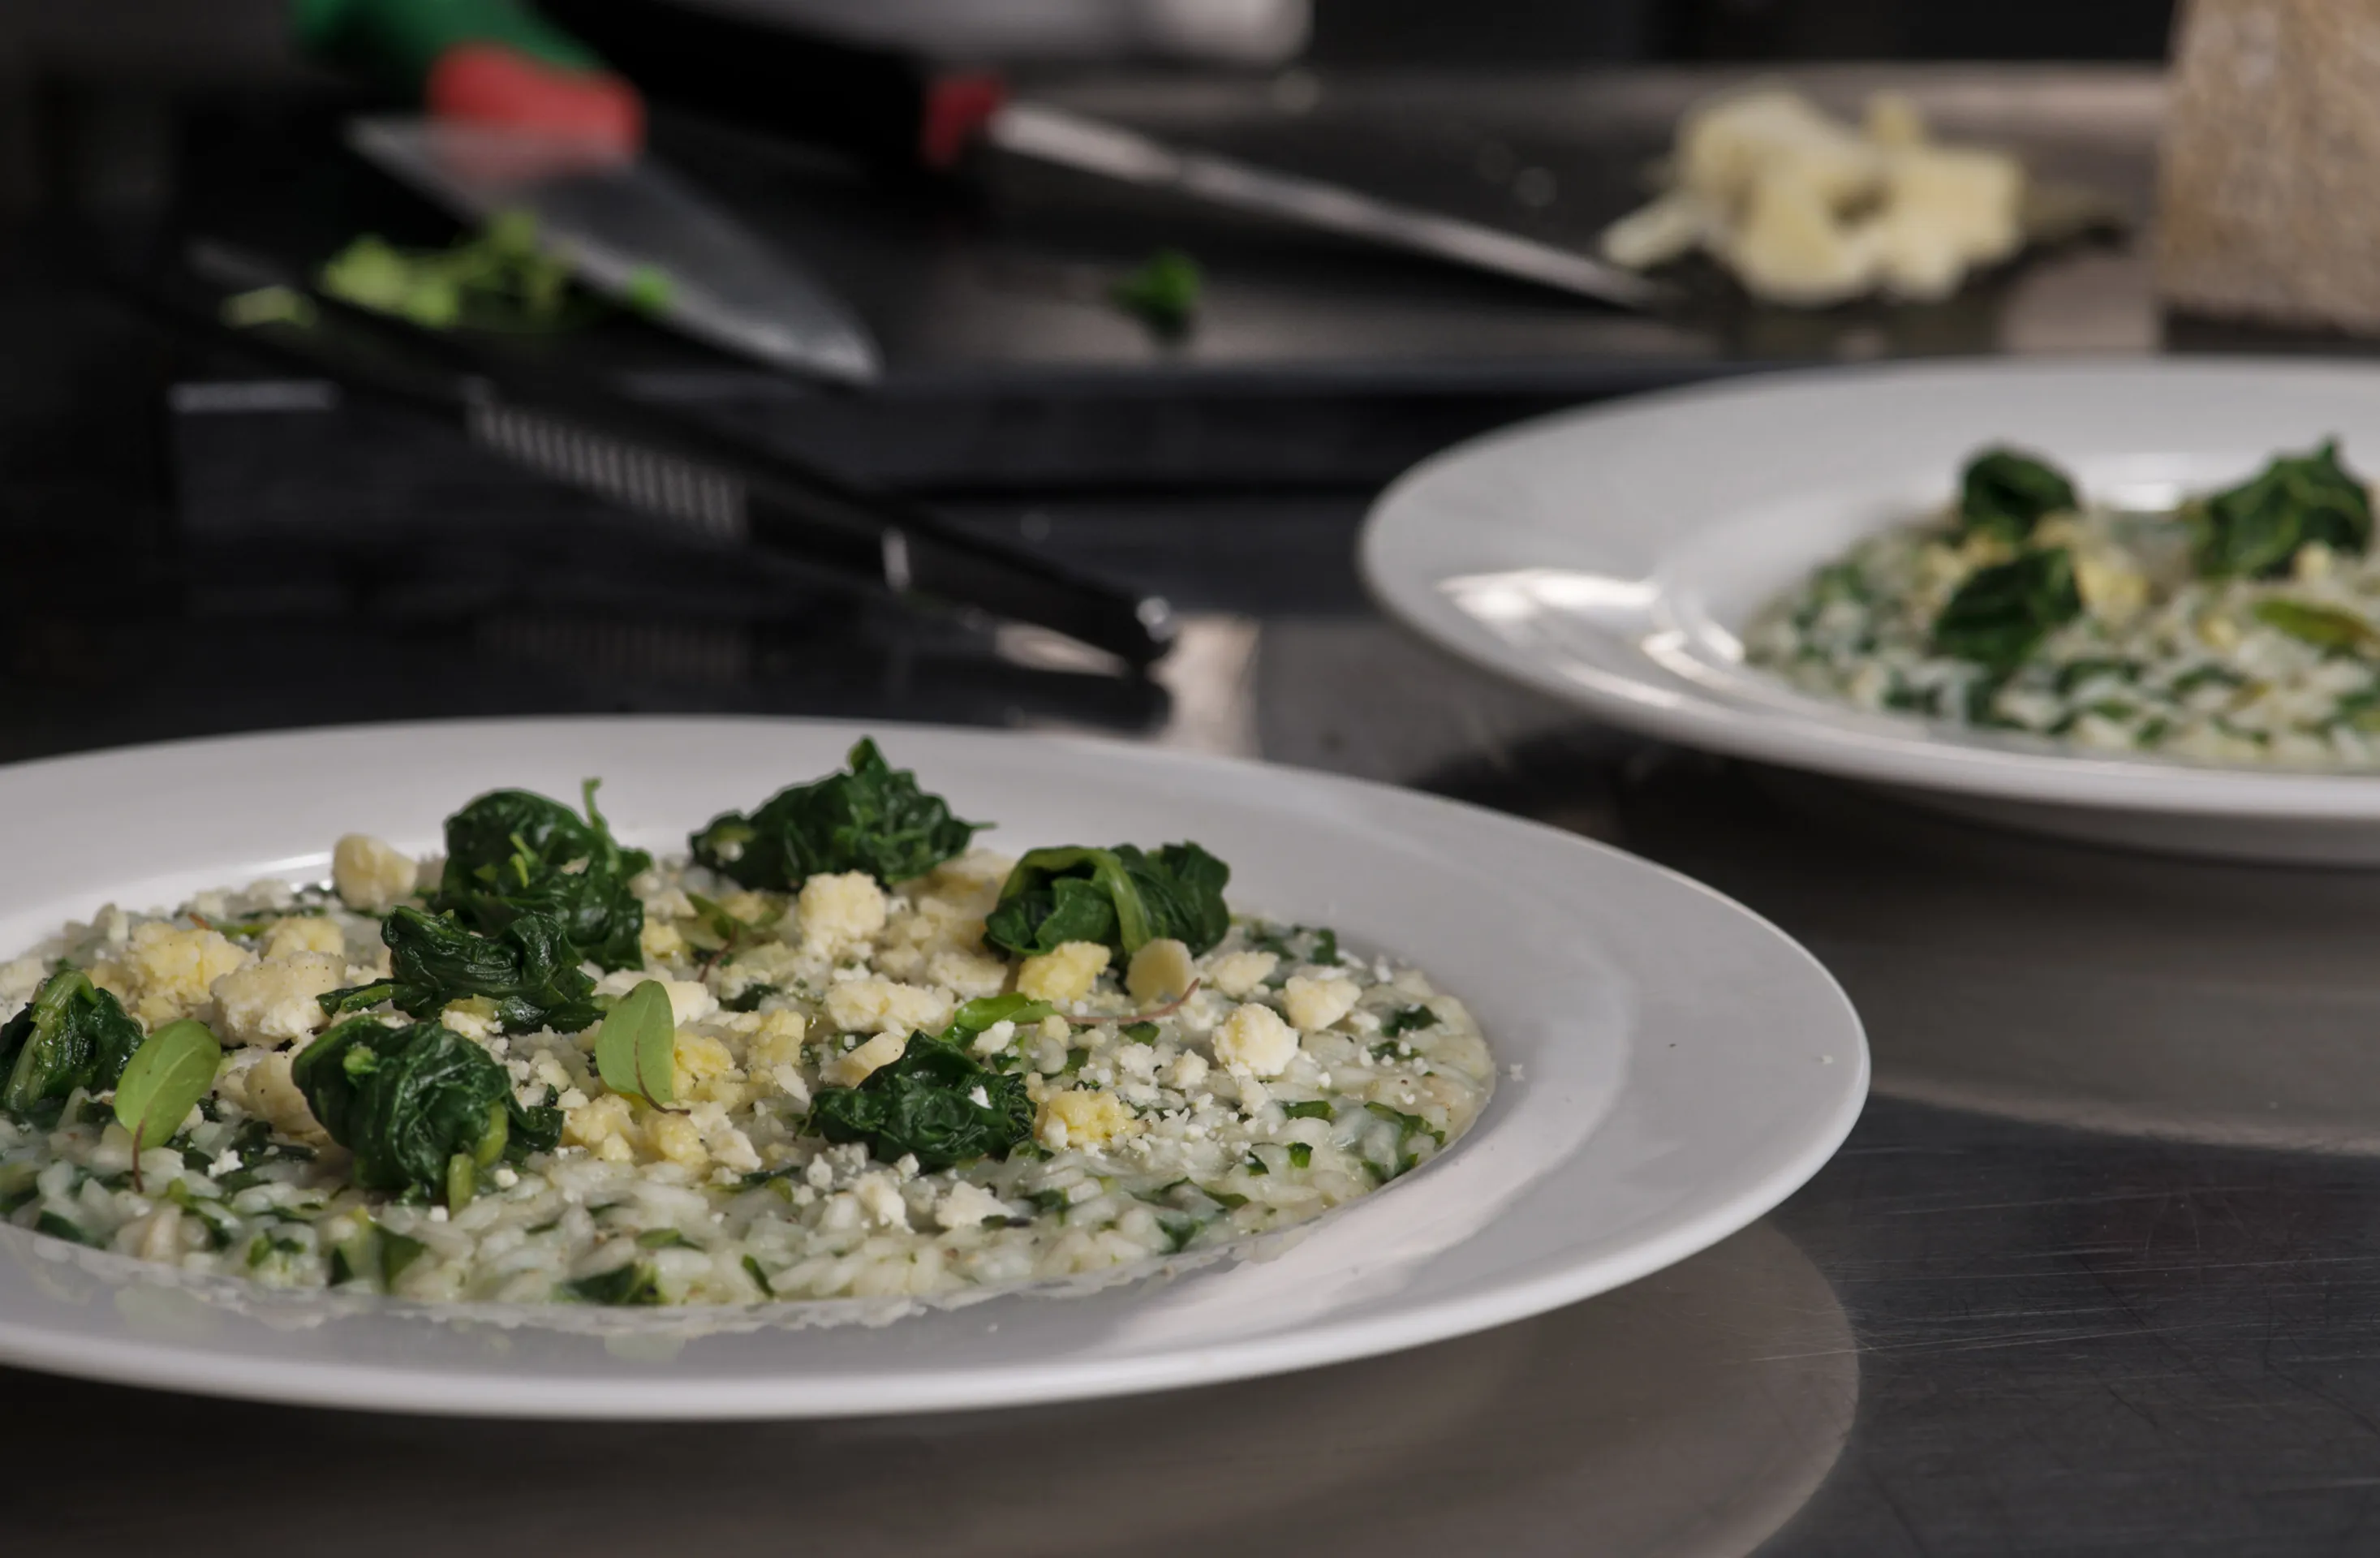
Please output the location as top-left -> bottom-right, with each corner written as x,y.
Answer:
983,101 -> 1666,309
347,114 -> 882,384
527,0 -> 1664,309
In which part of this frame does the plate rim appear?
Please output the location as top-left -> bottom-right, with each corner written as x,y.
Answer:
1361,354 -> 2380,820
0,714 -> 1868,1418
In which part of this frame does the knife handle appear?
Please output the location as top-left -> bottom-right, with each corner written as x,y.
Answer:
293,0 -> 644,151
532,0 -> 1005,172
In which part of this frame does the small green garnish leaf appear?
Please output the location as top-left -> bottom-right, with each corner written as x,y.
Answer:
595,979 -> 678,1109
625,264 -> 674,316
318,210 -> 586,334
1288,1143 -> 1313,1168
114,1018 -> 222,1189
564,1262 -> 664,1306
1121,1022 -> 1160,1044
722,983 -> 781,1014
2250,598 -> 2380,653
1244,1151 -> 1268,1175
1199,1186 -> 1250,1209
1280,1100 -> 1333,1121
946,993 -> 1057,1039
220,285 -> 318,330
1110,247 -> 1203,335
742,1253 -> 776,1298
636,1228 -> 698,1250
1956,447 -> 2077,545
1931,548 -> 2083,673
1381,1005 -> 1437,1038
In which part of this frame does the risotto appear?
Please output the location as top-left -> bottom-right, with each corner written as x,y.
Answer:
1748,441 -> 2380,767
0,741 -> 1491,1308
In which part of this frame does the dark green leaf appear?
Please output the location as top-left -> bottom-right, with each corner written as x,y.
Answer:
636,1228 -> 698,1250
36,1211 -> 97,1246
563,1262 -> 664,1306
1381,1005 -> 1438,1038
2190,441 -> 2373,579
1288,1143 -> 1313,1169
1199,1186 -> 1250,1209
1931,548 -> 2083,673
1365,1101 -> 1448,1147
0,970 -> 145,1120
1026,1188 -> 1071,1214
721,983 -> 781,1014
742,1254 -> 775,1298
291,1018 -> 516,1203
381,1226 -> 428,1284
1956,447 -> 2077,544
1244,1151 -> 1268,1175
809,1033 -> 1032,1173
429,781 -> 650,971
1121,1022 -> 1160,1044
690,738 -> 983,890
2250,598 -> 2380,653
368,906 -> 604,1034
983,842 -> 1231,958
1280,1100 -> 1333,1121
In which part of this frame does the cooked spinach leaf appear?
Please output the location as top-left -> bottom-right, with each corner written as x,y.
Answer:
2250,598 -> 2380,653
809,1032 -> 1032,1172
1280,1100 -> 1334,1121
430,781 -> 650,971
2190,441 -> 2374,579
321,906 -> 604,1034
0,970 -> 145,1121
1956,447 -> 2077,545
1931,548 -> 2083,673
691,738 -> 983,890
983,842 -> 1230,958
1381,1005 -> 1438,1038
1288,1143 -> 1313,1169
721,983 -> 780,1014
291,1018 -> 546,1203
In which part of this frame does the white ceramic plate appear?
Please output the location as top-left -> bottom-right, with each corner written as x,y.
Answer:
1362,358 -> 2380,863
0,717 -> 1861,1418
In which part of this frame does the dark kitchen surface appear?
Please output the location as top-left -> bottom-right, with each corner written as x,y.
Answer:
17,55 -> 2380,1558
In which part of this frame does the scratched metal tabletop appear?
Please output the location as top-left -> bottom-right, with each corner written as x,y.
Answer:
13,59 -> 2380,1558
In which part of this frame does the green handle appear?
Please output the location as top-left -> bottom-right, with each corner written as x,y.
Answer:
291,0 -> 603,92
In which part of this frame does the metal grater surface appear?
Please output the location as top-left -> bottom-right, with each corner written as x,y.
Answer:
467,399 -> 749,544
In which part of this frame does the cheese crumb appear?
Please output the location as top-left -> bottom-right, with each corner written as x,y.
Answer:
332,833 -> 418,913
1125,938 -> 1195,1005
822,1030 -> 908,1088
1037,1088 -> 1135,1150
798,872 -> 889,958
211,953 -> 345,1047
936,1180 -> 1009,1229
1016,940 -> 1111,1004
1207,949 -> 1279,999
824,978 -> 949,1037
1214,1003 -> 1298,1077
1284,974 -> 1361,1032
260,916 -> 344,961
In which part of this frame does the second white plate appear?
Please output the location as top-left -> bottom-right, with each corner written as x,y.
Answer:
1362,358 -> 2380,863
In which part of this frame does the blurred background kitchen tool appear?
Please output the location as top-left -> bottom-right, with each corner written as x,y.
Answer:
141,239 -> 1173,666
299,0 -> 883,381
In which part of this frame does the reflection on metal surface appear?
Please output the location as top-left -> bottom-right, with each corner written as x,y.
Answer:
0,1225 -> 1853,1558
1149,612 -> 1263,756
1615,755 -> 2380,1156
